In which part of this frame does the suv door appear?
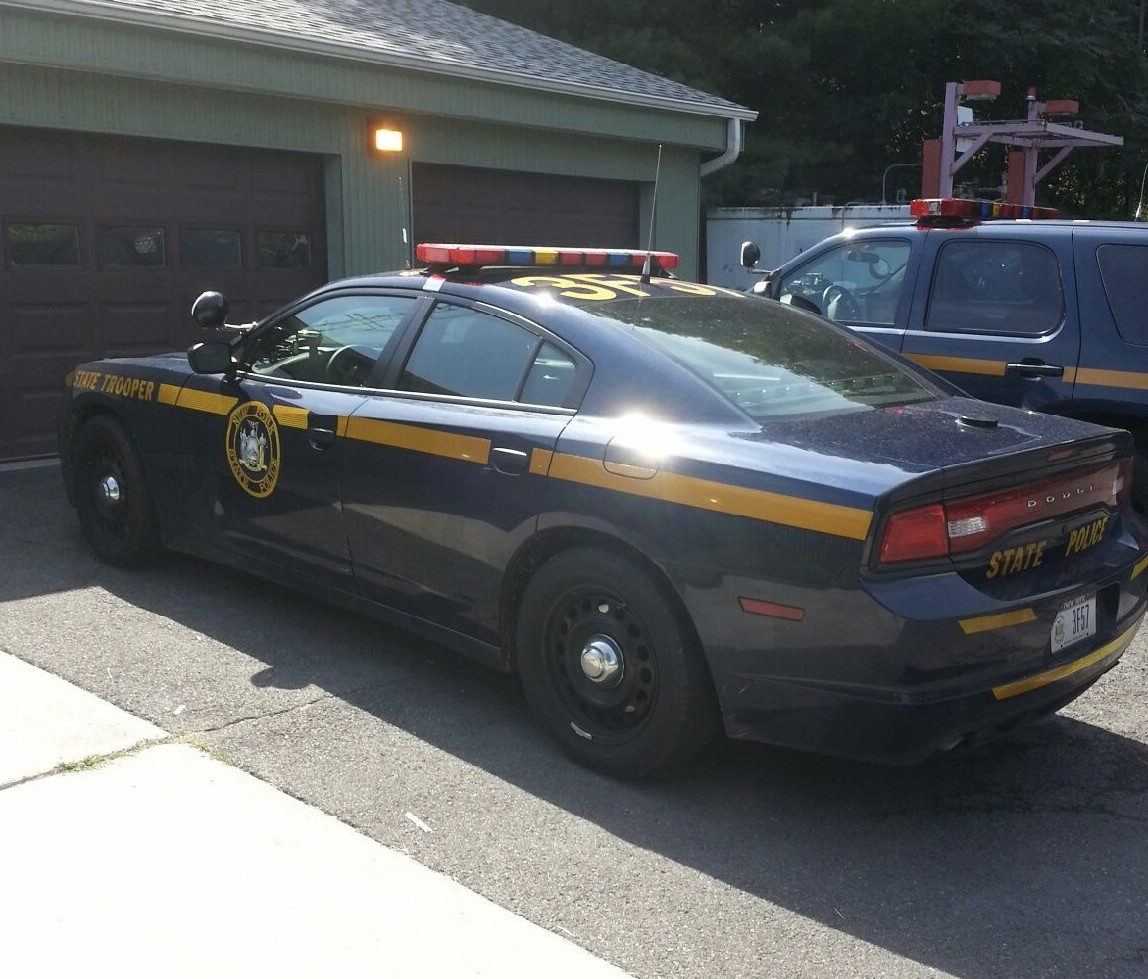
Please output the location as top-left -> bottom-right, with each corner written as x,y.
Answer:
899,234 -> 1081,412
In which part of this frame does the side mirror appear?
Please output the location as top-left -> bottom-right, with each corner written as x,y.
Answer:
187,340 -> 234,375
740,240 -> 762,270
191,291 -> 229,329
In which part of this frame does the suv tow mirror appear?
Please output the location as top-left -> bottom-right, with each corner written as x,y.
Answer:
740,240 -> 762,270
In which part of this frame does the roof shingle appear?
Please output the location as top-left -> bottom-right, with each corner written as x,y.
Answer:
49,0 -> 753,117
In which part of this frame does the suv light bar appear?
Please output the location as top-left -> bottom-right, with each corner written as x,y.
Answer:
910,198 -> 1059,222
415,243 -> 680,271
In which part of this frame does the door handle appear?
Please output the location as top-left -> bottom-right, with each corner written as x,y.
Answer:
1006,361 -> 1064,378
307,413 -> 338,449
490,447 -> 529,475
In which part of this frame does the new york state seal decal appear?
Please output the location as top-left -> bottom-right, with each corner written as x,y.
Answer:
225,401 -> 281,498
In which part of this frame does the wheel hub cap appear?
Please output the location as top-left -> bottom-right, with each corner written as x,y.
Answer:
99,474 -> 122,505
580,634 -> 623,687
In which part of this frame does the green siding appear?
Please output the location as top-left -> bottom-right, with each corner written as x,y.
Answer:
0,7 -> 733,277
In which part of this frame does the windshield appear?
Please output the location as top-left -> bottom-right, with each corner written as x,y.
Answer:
598,294 -> 939,422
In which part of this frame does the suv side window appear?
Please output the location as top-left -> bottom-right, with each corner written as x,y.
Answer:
398,302 -> 577,406
1096,243 -> 1148,345
925,240 -> 1063,336
777,239 -> 911,325
246,294 -> 415,385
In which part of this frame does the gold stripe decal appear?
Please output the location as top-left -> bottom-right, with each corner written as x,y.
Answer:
547,453 -> 872,539
157,383 -> 181,406
992,622 -> 1139,700
1074,366 -> 1148,392
906,354 -> 1007,377
529,448 -> 554,475
344,416 -> 491,464
175,388 -> 239,416
1132,553 -> 1148,580
272,405 -> 310,430
959,608 -> 1036,635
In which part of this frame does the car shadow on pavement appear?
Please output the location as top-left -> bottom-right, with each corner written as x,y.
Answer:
5,462 -> 1148,979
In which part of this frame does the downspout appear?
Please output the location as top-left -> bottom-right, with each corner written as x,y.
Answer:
699,117 -> 742,176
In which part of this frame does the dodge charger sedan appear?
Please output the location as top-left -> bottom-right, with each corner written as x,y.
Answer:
58,244 -> 1148,777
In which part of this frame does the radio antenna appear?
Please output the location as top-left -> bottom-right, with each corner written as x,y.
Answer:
641,143 -> 663,285
399,170 -> 412,268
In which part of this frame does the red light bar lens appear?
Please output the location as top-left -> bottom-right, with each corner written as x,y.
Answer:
415,243 -> 679,271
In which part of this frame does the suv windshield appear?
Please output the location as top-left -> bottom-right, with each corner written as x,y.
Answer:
599,295 -> 939,422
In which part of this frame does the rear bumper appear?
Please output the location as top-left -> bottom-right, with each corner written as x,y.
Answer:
720,611 -> 1141,763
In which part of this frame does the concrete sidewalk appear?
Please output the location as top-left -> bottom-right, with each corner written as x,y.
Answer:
0,651 -> 630,978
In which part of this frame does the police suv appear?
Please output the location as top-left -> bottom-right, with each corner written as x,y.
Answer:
744,198 -> 1148,509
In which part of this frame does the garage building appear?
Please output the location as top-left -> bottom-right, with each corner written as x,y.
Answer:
0,0 -> 754,460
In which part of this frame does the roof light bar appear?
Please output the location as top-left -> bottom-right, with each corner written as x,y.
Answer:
415,243 -> 679,271
910,198 -> 1059,222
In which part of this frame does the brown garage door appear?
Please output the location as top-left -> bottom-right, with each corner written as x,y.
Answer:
0,127 -> 326,460
413,164 -> 639,249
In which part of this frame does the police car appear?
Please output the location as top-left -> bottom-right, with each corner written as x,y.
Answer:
58,243 -> 1148,777
745,197 -> 1148,511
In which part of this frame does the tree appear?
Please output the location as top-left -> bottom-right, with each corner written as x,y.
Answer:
458,0 -> 1148,217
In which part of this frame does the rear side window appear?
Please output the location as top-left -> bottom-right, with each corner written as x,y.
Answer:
1096,243 -> 1148,345
400,302 -> 575,405
926,240 -> 1063,336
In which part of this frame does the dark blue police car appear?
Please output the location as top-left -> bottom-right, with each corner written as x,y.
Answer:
59,244 -> 1148,777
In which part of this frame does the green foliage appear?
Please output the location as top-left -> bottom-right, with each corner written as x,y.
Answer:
459,0 -> 1148,218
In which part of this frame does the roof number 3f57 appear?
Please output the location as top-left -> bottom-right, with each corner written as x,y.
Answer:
513,273 -> 718,301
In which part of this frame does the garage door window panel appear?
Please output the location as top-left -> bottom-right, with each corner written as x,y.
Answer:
257,230 -> 312,270
926,241 -> 1064,336
181,227 -> 242,269
98,226 -> 166,268
245,294 -> 416,386
398,304 -> 543,401
4,222 -> 81,267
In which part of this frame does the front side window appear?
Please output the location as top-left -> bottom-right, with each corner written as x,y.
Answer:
246,294 -> 415,386
399,303 -> 547,403
925,240 -> 1063,336
777,238 -> 911,326
599,295 -> 938,421
1096,243 -> 1148,345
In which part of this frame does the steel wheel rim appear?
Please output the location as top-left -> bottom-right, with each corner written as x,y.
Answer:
544,586 -> 658,742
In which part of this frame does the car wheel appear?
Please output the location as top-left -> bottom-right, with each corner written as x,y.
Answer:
516,548 -> 720,778
72,416 -> 163,567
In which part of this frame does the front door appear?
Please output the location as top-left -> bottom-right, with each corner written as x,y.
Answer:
175,291 -> 419,584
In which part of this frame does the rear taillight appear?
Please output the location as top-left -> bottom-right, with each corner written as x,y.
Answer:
878,459 -> 1129,565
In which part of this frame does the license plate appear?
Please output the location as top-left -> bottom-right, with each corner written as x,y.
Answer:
1051,594 -> 1096,654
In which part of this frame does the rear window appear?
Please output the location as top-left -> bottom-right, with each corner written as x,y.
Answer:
597,295 -> 939,421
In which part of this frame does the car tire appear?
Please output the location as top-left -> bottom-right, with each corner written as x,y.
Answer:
516,547 -> 720,778
72,416 -> 163,567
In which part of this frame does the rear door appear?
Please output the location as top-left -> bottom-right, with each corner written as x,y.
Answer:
340,297 -> 586,647
899,230 -> 1081,411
